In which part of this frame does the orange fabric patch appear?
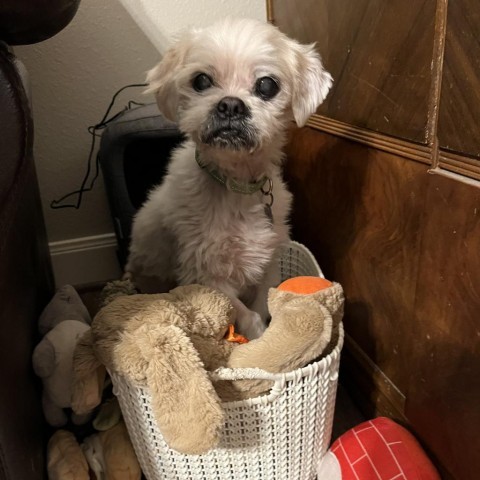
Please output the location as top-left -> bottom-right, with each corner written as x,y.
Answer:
225,324 -> 249,344
278,276 -> 332,294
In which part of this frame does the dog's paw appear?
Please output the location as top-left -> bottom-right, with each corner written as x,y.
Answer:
237,310 -> 267,340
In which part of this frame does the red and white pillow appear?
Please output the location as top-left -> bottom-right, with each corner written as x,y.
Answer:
317,417 -> 440,480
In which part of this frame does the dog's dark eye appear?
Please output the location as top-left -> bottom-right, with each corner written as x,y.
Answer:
255,76 -> 280,100
192,73 -> 213,92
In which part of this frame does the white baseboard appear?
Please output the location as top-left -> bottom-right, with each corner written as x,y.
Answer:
49,233 -> 122,287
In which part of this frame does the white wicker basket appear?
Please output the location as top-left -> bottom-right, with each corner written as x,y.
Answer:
111,241 -> 344,480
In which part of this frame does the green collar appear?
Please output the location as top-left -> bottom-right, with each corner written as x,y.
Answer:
195,150 -> 269,195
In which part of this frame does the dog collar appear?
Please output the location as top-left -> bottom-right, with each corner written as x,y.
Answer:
195,150 -> 269,195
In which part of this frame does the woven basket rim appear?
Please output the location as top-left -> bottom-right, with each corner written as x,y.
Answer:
279,240 -> 325,279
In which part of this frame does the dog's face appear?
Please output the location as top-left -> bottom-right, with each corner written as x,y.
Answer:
147,18 -> 332,156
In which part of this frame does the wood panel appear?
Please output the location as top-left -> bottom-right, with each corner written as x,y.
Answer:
273,1 -> 480,476
284,126 -> 480,479
270,0 -> 437,143
407,174 -> 480,480
284,127 -> 427,394
439,150 -> 480,181
438,0 -> 480,158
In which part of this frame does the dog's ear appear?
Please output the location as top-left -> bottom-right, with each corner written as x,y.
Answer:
146,35 -> 192,122
290,42 -> 333,127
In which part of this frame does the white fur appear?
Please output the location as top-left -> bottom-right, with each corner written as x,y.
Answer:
127,18 -> 332,338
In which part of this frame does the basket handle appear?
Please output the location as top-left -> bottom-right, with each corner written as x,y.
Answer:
209,367 -> 283,382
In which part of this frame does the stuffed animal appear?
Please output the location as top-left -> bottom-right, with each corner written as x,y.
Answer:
80,392 -> 140,479
46,405 -> 141,480
32,285 -> 99,427
317,417 -> 441,480
47,429 -> 89,480
92,396 -> 122,432
218,275 -> 343,401
71,279 -> 137,417
73,284 -> 236,455
38,284 -> 91,336
70,329 -> 107,419
82,420 -> 141,480
71,277 -> 343,455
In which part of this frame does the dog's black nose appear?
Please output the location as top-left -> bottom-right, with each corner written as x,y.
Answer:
216,96 -> 247,119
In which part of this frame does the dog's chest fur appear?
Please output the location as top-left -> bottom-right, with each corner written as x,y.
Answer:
132,142 -> 291,293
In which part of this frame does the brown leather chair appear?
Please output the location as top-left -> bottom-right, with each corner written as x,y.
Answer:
0,1 -> 80,478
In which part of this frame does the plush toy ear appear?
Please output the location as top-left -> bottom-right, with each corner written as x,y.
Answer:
116,323 -> 225,455
145,34 -> 193,122
290,42 -> 333,127
38,285 -> 91,335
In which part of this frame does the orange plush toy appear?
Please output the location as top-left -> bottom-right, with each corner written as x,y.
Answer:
218,275 -> 344,401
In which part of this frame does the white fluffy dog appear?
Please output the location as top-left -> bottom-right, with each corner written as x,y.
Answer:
126,18 -> 332,338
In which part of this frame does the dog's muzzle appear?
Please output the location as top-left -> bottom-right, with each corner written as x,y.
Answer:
201,96 -> 258,150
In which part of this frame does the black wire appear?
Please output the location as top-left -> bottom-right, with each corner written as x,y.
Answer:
50,83 -> 148,210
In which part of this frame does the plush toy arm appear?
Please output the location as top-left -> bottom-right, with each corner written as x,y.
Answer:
229,297 -> 332,373
32,338 -> 56,378
115,323 -> 225,455
71,329 -> 106,416
71,412 -> 94,426
47,430 -> 89,480
42,390 -> 68,427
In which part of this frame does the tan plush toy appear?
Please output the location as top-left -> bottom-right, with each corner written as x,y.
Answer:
46,406 -> 141,480
82,420 -> 141,480
72,284 -> 236,455
218,276 -> 344,401
47,430 -> 89,480
71,278 -> 343,455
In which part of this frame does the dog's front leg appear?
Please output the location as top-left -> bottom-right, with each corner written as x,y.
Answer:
211,283 -> 267,340
125,221 -> 177,294
248,255 -> 282,322
230,296 -> 267,340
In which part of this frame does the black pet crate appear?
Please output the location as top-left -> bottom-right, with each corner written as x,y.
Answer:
99,103 -> 184,266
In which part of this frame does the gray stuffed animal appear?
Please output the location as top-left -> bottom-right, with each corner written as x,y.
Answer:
33,285 -> 93,427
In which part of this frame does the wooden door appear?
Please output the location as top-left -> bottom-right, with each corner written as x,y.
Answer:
268,1 -> 480,478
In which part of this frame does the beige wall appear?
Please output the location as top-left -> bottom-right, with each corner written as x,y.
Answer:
117,0 -> 266,52
15,0 -> 161,243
